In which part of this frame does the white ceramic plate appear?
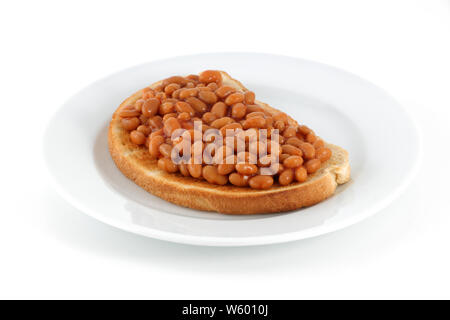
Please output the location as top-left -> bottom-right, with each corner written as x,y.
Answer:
44,53 -> 421,246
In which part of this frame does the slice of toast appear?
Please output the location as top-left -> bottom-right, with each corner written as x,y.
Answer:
108,71 -> 350,214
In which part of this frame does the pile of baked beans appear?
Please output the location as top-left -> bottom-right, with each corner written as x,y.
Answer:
117,70 -> 332,190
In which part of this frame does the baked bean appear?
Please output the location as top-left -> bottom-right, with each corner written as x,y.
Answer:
215,86 -> 236,99
218,163 -> 236,175
313,139 -> 325,149
283,126 -> 297,138
274,120 -> 286,132
149,128 -> 163,139
121,117 -> 140,131
179,88 -> 199,100
136,125 -> 151,136
134,99 -> 145,112
298,125 -> 312,135
159,143 -> 173,158
279,153 -> 290,162
315,147 -> 332,162
210,102 -> 227,118
246,112 -> 266,119
243,117 -> 266,129
225,92 -> 245,105
144,137 -> 151,148
172,88 -> 182,99
179,163 -> 190,176
236,163 -> 258,175
149,135 -> 165,157
185,97 -> 208,113
139,114 -> 149,125
178,112 -> 191,121
142,98 -> 160,117
153,84 -> 164,92
283,155 -> 303,168
285,137 -> 303,148
160,101 -> 175,115
229,173 -> 250,187
119,105 -> 140,118
202,165 -> 228,185
162,76 -> 187,87
298,142 -> 315,160
231,103 -> 247,119
163,117 -> 181,136
142,89 -> 155,100
246,105 -> 265,113
129,130 -> 146,145
155,92 -> 166,101
249,175 -> 273,189
281,144 -> 303,156
164,83 -> 180,96
175,101 -> 195,116
158,158 -> 178,173
273,112 -> 288,122
306,132 -> 317,144
279,169 -> 294,186
211,117 -> 234,129
199,70 -> 222,85
187,163 -> 202,178
198,90 -> 218,104
186,74 -> 199,82
185,82 -> 195,88
202,112 -> 217,124
294,166 -> 308,182
244,91 -> 255,104
207,82 -> 218,91
305,159 -> 321,174
163,113 -> 177,121
148,116 -> 163,129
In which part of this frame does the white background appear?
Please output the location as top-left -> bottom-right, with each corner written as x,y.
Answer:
0,0 -> 449,299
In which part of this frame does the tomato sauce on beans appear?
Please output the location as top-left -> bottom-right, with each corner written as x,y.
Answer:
118,70 -> 332,189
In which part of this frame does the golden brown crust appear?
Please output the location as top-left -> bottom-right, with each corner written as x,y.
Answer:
108,71 -> 350,214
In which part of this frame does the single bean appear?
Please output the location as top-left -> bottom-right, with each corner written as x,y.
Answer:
130,130 -> 146,145
315,147 -> 332,162
142,98 -> 160,117
249,175 -> 274,189
199,70 -> 222,85
149,135 -> 165,157
305,159 -> 321,174
283,155 -> 303,168
225,92 -> 245,106
279,169 -> 294,186
294,166 -> 308,182
158,158 -> 178,173
236,163 -> 258,175
215,85 -> 236,99
121,117 -> 140,131
185,97 -> 208,113
229,173 -> 250,187
210,102 -> 227,118
198,90 -> 218,104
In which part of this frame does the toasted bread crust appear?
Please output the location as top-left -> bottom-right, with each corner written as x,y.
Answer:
108,72 -> 350,214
